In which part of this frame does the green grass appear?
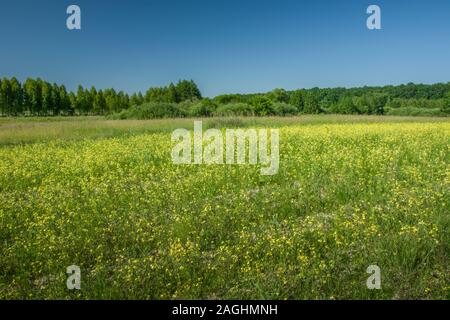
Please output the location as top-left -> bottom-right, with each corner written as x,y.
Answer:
0,115 -> 449,299
0,114 -> 448,146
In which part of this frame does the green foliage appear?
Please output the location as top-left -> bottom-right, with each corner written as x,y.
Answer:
0,78 -> 201,116
250,96 -> 275,116
289,90 -> 304,112
0,78 -> 11,115
145,80 -> 201,104
303,91 -> 321,114
189,98 -> 217,117
175,80 -> 202,101
385,107 -> 445,117
41,82 -> 53,115
273,102 -> 298,116
93,90 -> 107,114
267,88 -> 289,103
329,96 -> 361,114
0,77 -> 449,117
109,102 -> 185,120
441,91 -> 450,114
213,93 -> 256,105
213,103 -> 255,116
130,92 -> 145,107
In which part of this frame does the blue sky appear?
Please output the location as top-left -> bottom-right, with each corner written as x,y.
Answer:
0,0 -> 449,97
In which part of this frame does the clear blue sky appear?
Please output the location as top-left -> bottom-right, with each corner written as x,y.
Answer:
1,0 -> 449,97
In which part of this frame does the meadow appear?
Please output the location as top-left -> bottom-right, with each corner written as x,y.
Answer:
0,115 -> 448,299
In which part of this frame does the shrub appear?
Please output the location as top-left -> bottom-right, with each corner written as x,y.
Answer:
441,97 -> 450,114
273,102 -> 298,116
109,102 -> 185,119
189,99 -> 218,117
385,107 -> 446,117
177,100 -> 197,115
213,103 -> 255,116
329,97 -> 361,114
250,96 -> 275,116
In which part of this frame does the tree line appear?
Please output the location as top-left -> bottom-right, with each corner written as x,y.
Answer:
0,77 -> 201,116
211,83 -> 450,116
1,77 -> 449,117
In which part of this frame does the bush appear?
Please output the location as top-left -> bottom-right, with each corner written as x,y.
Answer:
189,99 -> 218,117
176,100 -> 197,115
328,96 -> 361,114
441,98 -> 450,114
273,102 -> 298,116
213,103 -> 255,116
250,96 -> 275,116
109,102 -> 185,119
385,107 -> 446,117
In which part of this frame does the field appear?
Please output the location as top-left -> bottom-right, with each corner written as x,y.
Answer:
0,115 -> 449,299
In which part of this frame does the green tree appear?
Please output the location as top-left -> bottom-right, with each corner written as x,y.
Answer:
117,91 -> 130,111
59,85 -> 71,115
0,79 -> 3,115
441,91 -> 450,114
24,78 -> 42,115
94,90 -> 107,114
104,88 -> 119,112
250,96 -> 275,116
68,92 -> 77,115
76,85 -> 87,114
10,77 -> 23,115
289,90 -> 304,113
88,87 -> 98,114
176,80 -> 202,101
268,88 -> 289,103
167,83 -> 179,103
130,93 -> 141,106
137,92 -> 144,105
368,94 -> 388,115
0,78 -> 11,115
303,92 -> 321,114
145,87 -> 166,103
51,83 -> 61,115
336,96 -> 360,114
41,81 -> 53,115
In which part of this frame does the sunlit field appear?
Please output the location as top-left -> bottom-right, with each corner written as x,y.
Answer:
0,116 -> 448,299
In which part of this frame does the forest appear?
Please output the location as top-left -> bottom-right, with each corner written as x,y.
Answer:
0,77 -> 449,118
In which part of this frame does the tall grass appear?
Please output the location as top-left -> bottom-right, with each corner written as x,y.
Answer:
1,115 -> 448,146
